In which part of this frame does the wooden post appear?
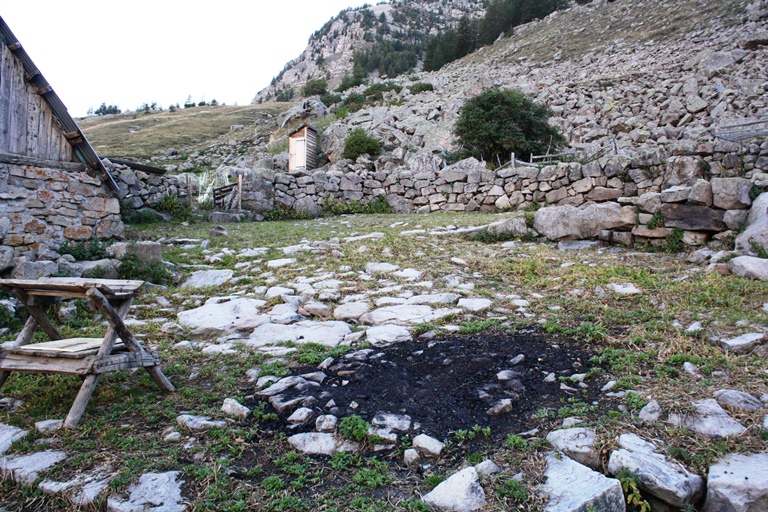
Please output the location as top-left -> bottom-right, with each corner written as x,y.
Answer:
9,290 -> 62,341
0,314 -> 39,387
238,174 -> 243,211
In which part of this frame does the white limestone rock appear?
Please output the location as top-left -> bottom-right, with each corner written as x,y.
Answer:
181,269 -> 233,289
546,428 -> 599,469
540,452 -> 625,512
720,332 -> 765,354
221,398 -> 251,420
177,298 -> 268,337
405,293 -> 461,305
333,302 -> 370,321
365,262 -> 399,274
267,258 -> 296,268
287,432 -> 357,455
176,415 -> 227,430
1,450 -> 67,485
702,453 -> 768,512
372,412 -> 411,432
35,419 -> 63,434
365,325 -> 412,346
359,305 -> 459,326
0,423 -> 27,456
458,298 -> 493,312
607,282 -> 642,295
713,389 -> 764,411
315,415 -> 338,432
106,471 -> 186,512
638,400 -> 662,423
728,256 -> 768,281
607,434 -> 704,508
423,467 -> 487,512
668,399 -> 746,437
248,321 -> 351,347
413,434 -> 444,458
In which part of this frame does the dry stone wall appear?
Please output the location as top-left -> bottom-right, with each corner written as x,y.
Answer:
0,159 -> 189,276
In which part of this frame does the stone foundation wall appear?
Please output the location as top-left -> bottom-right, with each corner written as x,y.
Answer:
0,159 -> 190,275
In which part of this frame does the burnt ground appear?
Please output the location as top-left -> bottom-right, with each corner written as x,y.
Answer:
246,328 -> 612,441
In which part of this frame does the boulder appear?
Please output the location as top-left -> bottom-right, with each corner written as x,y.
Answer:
423,467 -> 487,512
221,398 -> 251,419
720,332 -> 765,353
702,453 -> 768,512
287,432 -> 354,455
711,178 -> 752,210
735,192 -> 768,255
713,390 -> 764,411
278,97 -> 327,129
0,246 -> 14,274
386,194 -> 414,214
607,434 -> 704,508
106,471 -> 185,512
534,203 -> 636,241
740,31 -> 768,50
333,302 -> 370,321
10,260 -> 58,280
365,325 -> 412,346
1,450 -> 67,485
359,305 -> 458,326
540,452 -> 625,512
546,428 -> 600,469
728,256 -> 768,280
660,204 -> 726,231
413,434 -> 444,458
248,321 -> 351,347
663,156 -> 707,190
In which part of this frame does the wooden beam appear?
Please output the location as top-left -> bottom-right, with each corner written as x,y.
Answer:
0,353 -> 94,375
6,289 -> 62,341
0,151 -> 87,171
7,42 -> 21,51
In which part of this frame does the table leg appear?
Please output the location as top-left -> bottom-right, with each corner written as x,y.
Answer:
8,291 -> 62,341
63,375 -> 100,429
0,315 -> 39,389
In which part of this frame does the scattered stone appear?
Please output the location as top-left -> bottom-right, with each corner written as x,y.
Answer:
35,419 -> 63,434
365,325 -> 412,346
365,262 -> 399,274
413,434 -> 444,458
639,400 -> 662,423
265,286 -> 295,298
302,301 -> 332,317
287,432 -> 355,455
510,354 -> 525,365
221,399 -> 251,419
713,390 -> 764,411
177,298 -> 268,338
106,471 -> 186,512
404,448 -> 421,468
540,452 -> 625,512
0,423 -> 27,456
702,453 -> 768,512
561,417 -> 583,428
719,332 -> 765,354
486,399 -> 515,416
668,399 -> 746,437
372,412 -> 412,432
458,298 -> 493,312
546,428 -> 599,469
287,408 -> 315,425
474,460 -> 501,477
181,269 -> 234,289
267,258 -> 296,268
607,282 -> 642,295
164,432 -> 182,442
248,321 -> 351,347
333,302 -> 370,321
210,225 -> 228,237
176,415 -> 227,430
316,415 -> 338,432
558,240 -> 603,251
1,450 -> 67,485
607,434 -> 704,508
423,467 -> 487,512
405,293 -> 460,305
360,305 -> 458,325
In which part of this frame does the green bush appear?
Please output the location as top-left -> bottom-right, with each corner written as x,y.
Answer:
302,79 -> 328,97
339,415 -> 372,443
320,93 -> 342,106
409,82 -> 434,94
118,254 -> 171,285
59,240 -> 110,261
454,88 -> 565,164
336,74 -> 366,93
342,128 -> 381,160
342,93 -> 366,113
363,81 -> 403,101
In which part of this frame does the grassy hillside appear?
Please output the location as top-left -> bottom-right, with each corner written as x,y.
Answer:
80,103 -> 289,159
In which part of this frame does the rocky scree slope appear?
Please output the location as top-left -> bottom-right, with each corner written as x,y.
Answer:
252,0 -> 486,103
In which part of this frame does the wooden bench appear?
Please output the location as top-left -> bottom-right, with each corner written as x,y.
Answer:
0,278 -> 175,428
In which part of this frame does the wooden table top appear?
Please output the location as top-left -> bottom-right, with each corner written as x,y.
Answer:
0,277 -> 145,298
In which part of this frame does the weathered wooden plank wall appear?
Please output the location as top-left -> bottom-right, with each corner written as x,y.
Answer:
0,43 -> 74,163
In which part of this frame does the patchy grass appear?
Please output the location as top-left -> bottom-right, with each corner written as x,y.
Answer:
2,211 -> 767,510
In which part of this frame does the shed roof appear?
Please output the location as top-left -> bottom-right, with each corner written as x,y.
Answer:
0,16 -> 119,191
288,123 -> 318,138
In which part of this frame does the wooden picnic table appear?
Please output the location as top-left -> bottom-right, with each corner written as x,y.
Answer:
0,278 -> 175,428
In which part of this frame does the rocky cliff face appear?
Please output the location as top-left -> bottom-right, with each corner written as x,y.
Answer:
252,0 -> 486,103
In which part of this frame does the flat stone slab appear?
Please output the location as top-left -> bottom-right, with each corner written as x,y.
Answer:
176,415 -> 227,430
287,433 -> 358,455
423,467 -> 487,512
267,258 -> 296,268
40,469 -> 114,507
365,262 -> 399,274
458,298 -> 493,312
248,321 -> 351,347
607,282 -> 642,295
720,332 -> 765,353
333,302 -> 370,321
181,269 -> 233,289
0,423 -> 27,456
668,399 -> 746,437
1,450 -> 67,484
365,325 -> 412,346
607,433 -> 704,508
107,471 -> 186,512
703,453 -> 768,512
727,256 -> 768,281
405,293 -> 461,305
546,428 -> 599,469
359,305 -> 460,326
541,452 -> 625,512
177,298 -> 268,337
713,389 -> 764,411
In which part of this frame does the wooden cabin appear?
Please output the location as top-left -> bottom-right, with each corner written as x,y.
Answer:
0,16 -> 117,189
288,124 -> 318,171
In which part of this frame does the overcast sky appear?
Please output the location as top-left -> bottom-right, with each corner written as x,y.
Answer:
2,1 -> 374,116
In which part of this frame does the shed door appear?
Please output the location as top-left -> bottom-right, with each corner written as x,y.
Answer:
289,137 -> 307,170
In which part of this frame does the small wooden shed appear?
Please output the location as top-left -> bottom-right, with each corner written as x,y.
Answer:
288,124 -> 318,171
